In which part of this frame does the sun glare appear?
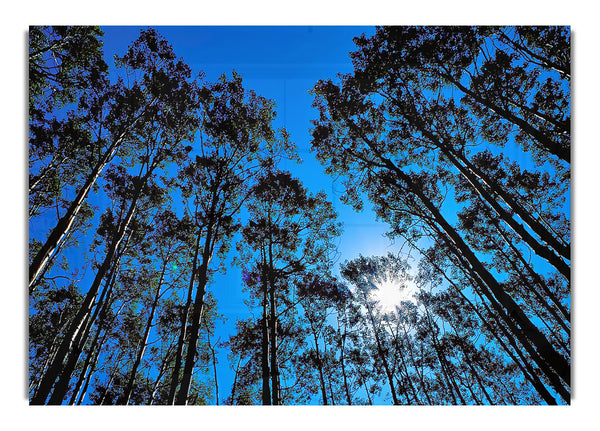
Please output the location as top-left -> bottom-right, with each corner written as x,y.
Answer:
372,277 -> 416,313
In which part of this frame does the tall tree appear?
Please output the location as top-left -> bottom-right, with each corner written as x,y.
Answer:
171,73 -> 296,405
29,28 -> 197,289
311,26 -> 570,404
237,170 -> 341,404
30,28 -> 201,404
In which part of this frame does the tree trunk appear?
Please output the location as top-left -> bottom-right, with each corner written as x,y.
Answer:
167,228 -> 202,404
31,168 -> 146,405
267,239 -> 281,405
205,321 -> 219,405
312,330 -> 328,405
121,263 -> 166,405
174,221 -> 216,405
261,259 -> 272,405
337,312 -> 352,405
29,134 -> 124,289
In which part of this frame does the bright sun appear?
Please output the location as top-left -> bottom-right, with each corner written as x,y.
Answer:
372,277 -> 416,313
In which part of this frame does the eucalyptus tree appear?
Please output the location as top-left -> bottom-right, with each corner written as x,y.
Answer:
311,26 -> 570,404
294,272 -> 351,404
236,170 -> 341,405
29,28 -> 198,289
30,29 -> 200,404
170,73 -> 297,405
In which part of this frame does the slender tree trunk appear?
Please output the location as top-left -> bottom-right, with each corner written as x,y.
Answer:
400,322 -> 432,404
205,321 -> 219,405
461,344 -> 495,405
121,263 -> 166,405
311,329 -> 328,405
73,327 -> 107,405
175,220 -> 216,405
445,145 -> 571,271
268,242 -> 281,405
31,168 -> 146,405
491,229 -> 569,334
261,258 -> 271,405
363,380 -> 373,405
174,275 -> 207,405
441,234 -> 571,402
148,344 -> 174,405
29,227 -> 75,294
394,331 -> 420,404
28,93 -> 160,290
167,228 -> 202,404
229,354 -> 242,405
342,120 -> 570,377
29,306 -> 70,394
337,312 -> 352,405
363,296 -> 399,405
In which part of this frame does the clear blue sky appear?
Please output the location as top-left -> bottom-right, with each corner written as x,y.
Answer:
99,25 -> 397,402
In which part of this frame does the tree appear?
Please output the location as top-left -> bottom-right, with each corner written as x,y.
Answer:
170,73 -> 296,405
235,170 -> 341,404
30,28 -> 201,405
311,26 -> 570,404
29,27 -> 199,290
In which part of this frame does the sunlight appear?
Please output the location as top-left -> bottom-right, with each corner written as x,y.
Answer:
372,274 -> 416,314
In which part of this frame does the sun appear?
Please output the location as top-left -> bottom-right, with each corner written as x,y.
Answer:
372,276 -> 415,313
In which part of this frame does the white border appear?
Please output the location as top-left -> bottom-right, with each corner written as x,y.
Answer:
4,1 -> 597,429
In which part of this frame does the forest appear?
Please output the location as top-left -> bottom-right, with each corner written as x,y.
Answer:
28,25 -> 570,405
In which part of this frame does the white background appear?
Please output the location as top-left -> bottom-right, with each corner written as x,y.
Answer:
2,1 -> 596,429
